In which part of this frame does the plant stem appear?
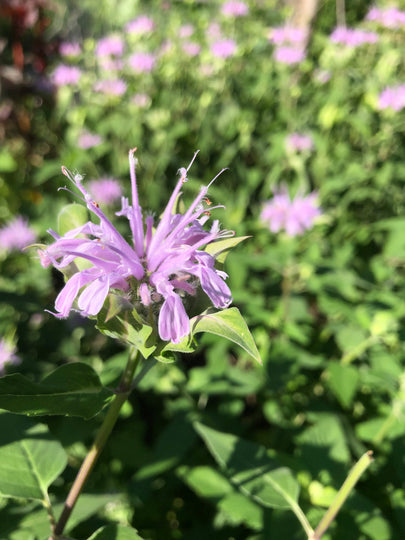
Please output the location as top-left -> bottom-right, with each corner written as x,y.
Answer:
310,451 -> 374,540
53,347 -> 142,538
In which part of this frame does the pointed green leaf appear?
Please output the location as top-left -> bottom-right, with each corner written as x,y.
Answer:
96,305 -> 156,359
87,524 -> 144,540
0,413 -> 68,501
327,363 -> 359,408
204,236 -> 250,263
195,422 -> 300,510
0,363 -> 114,419
57,203 -> 89,236
190,308 -> 261,364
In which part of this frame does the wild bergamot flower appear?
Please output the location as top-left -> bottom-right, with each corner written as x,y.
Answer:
39,150 -> 233,344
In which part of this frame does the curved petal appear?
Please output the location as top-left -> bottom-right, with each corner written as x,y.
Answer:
158,294 -> 190,344
77,274 -> 111,315
200,267 -> 232,308
54,271 -> 95,316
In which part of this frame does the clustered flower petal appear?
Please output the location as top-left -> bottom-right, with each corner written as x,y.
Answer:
261,186 -> 321,237
39,151 -> 234,344
0,216 -> 36,252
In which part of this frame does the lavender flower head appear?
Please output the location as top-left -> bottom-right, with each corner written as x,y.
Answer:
93,79 -> 127,96
78,131 -> 103,149
285,133 -> 314,152
378,85 -> 405,111
268,26 -> 307,65
59,41 -> 81,57
0,216 -> 36,252
0,339 -> 21,375
95,36 -> 124,57
128,52 -> 156,73
88,178 -> 123,205
366,7 -> 405,28
221,1 -> 249,17
126,15 -> 155,35
210,39 -> 237,59
329,27 -> 378,47
261,186 -> 321,237
51,65 -> 81,87
39,151 -> 234,344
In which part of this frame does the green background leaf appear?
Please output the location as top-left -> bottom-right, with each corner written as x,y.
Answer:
0,413 -> 67,501
0,363 -> 113,419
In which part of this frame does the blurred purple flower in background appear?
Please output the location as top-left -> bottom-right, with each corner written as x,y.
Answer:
268,26 -> 307,65
366,6 -> 405,28
0,216 -> 36,252
261,187 -> 321,237
269,26 -> 307,45
285,133 -> 314,152
128,52 -> 156,73
51,65 -> 81,86
88,178 -> 123,205
182,42 -> 201,57
95,36 -> 124,57
39,151 -> 233,344
179,24 -> 194,39
99,58 -> 124,71
131,93 -> 151,107
330,27 -> 378,47
126,15 -> 155,35
211,39 -> 237,59
93,79 -> 127,96
221,1 -> 249,17
274,46 -> 305,65
78,131 -> 103,149
378,85 -> 405,111
0,339 -> 21,375
59,41 -> 81,57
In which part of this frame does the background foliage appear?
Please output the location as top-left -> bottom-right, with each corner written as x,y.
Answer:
1,0 -> 405,538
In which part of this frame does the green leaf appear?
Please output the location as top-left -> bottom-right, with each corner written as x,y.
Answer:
0,363 -> 114,419
177,465 -> 233,499
190,308 -> 261,364
0,413 -> 67,501
57,203 -> 89,236
218,492 -> 263,530
96,305 -> 156,359
87,524 -> 144,540
194,422 -> 300,510
327,363 -> 359,408
204,236 -> 250,263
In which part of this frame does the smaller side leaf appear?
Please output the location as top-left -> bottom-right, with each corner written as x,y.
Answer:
190,307 -> 261,364
96,305 -> 156,359
204,236 -> 250,263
